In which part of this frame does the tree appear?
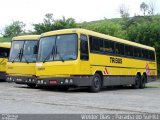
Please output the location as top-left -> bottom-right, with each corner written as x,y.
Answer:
140,2 -> 149,16
54,16 -> 77,30
33,14 -> 77,34
119,4 -> 130,19
3,21 -> 25,38
148,2 -> 155,16
33,13 -> 55,34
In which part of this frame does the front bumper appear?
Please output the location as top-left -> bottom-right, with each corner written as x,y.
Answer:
36,76 -> 93,87
6,75 -> 37,85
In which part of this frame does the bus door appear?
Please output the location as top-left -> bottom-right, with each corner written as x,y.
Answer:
80,34 -> 90,74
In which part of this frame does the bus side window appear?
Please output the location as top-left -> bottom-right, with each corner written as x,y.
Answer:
80,34 -> 89,60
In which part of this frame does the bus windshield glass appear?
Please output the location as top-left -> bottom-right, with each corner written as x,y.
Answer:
38,34 -> 77,62
9,40 -> 38,62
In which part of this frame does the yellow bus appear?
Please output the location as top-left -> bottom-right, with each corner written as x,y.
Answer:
0,42 -> 11,80
36,29 -> 157,92
6,35 -> 40,88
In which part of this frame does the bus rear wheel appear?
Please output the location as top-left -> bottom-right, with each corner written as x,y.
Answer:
132,75 -> 140,89
89,73 -> 102,93
27,83 -> 36,88
139,75 -> 146,89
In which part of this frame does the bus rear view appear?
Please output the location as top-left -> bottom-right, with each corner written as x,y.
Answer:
0,42 -> 11,80
6,35 -> 40,88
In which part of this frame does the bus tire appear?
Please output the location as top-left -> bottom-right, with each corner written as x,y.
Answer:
58,87 -> 69,91
132,75 -> 140,89
139,75 -> 146,89
89,73 -> 102,93
27,83 -> 36,88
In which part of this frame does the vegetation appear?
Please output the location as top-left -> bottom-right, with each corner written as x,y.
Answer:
0,37 -> 11,42
33,13 -> 77,34
3,21 -> 25,38
0,2 -> 159,73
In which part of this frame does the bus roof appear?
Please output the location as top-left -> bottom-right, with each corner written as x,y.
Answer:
41,28 -> 155,51
0,42 -> 11,48
12,35 -> 40,41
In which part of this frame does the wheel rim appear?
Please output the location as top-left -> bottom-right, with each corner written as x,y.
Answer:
93,77 -> 100,88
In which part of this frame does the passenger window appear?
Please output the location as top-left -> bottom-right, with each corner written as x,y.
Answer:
115,43 -> 120,54
115,43 -> 124,55
120,44 -> 124,55
104,40 -> 110,53
125,45 -> 130,56
134,47 -> 140,58
80,34 -> 89,60
99,39 -> 104,52
110,41 -> 115,53
149,50 -> 155,60
130,46 -> 134,56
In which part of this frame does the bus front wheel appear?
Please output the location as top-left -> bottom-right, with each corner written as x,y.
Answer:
27,83 -> 36,88
89,73 -> 102,93
58,87 -> 69,91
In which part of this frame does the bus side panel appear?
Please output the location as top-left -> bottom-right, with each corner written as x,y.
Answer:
0,58 -> 8,79
89,53 -> 157,86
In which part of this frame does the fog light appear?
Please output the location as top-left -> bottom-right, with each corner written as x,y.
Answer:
44,82 -> 47,85
41,80 -> 44,84
29,78 -> 32,82
69,79 -> 73,83
65,79 -> 69,83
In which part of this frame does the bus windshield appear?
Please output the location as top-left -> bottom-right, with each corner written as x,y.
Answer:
38,34 -> 77,62
9,40 -> 38,62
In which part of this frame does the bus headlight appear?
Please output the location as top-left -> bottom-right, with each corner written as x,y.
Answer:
69,79 -> 73,83
28,78 -> 31,82
7,77 -> 10,81
65,79 -> 69,84
41,80 -> 44,84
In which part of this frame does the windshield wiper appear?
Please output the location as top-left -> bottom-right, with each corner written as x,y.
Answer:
43,46 -> 56,63
43,51 -> 53,63
12,53 -> 21,63
21,54 -> 29,64
54,45 -> 64,62
12,48 -> 23,63
56,51 -> 64,62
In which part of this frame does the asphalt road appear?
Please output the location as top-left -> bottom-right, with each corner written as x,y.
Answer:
0,81 -> 160,114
